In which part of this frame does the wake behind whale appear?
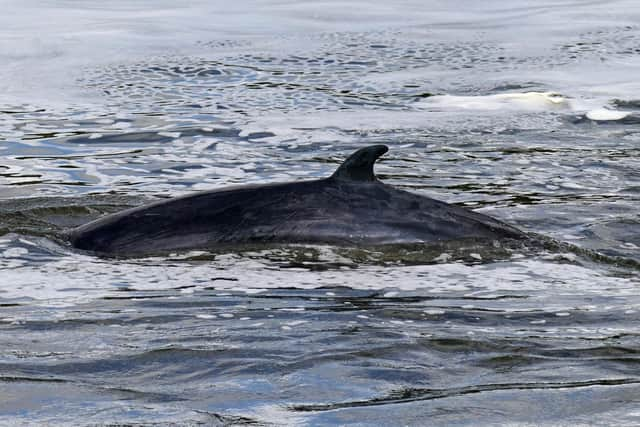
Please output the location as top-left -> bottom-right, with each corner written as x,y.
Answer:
68,145 -> 526,257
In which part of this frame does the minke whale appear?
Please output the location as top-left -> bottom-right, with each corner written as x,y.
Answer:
68,145 -> 526,256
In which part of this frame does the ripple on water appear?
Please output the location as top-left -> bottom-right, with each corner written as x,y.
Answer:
2,5 -> 640,424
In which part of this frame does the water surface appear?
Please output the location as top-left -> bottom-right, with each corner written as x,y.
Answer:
1,0 -> 640,425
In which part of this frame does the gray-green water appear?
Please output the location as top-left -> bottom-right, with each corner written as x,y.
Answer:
1,1 -> 640,425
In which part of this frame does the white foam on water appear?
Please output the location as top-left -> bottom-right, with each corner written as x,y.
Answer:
414,91 -> 637,125
585,108 -> 632,121
416,92 -> 572,112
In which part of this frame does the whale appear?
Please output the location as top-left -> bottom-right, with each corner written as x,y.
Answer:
68,145 -> 526,256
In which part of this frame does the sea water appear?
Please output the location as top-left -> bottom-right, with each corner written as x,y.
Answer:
1,0 -> 640,425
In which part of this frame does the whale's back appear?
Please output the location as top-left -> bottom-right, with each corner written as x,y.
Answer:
69,145 -> 525,256
69,178 -> 524,256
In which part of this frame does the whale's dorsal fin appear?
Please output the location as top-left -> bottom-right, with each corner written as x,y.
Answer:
330,144 -> 388,182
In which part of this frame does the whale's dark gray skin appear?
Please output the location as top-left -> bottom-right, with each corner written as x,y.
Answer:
68,145 -> 526,256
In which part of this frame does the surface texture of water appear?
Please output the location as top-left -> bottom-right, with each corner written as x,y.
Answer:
1,0 -> 640,425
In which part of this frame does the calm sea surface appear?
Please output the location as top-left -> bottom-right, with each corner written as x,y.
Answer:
1,1 -> 640,425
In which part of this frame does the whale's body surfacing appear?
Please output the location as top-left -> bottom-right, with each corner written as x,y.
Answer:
68,145 -> 525,256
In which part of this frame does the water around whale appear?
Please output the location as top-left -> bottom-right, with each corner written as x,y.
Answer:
2,1 -> 640,425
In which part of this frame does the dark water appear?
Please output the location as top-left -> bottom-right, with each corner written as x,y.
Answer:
1,0 -> 640,425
